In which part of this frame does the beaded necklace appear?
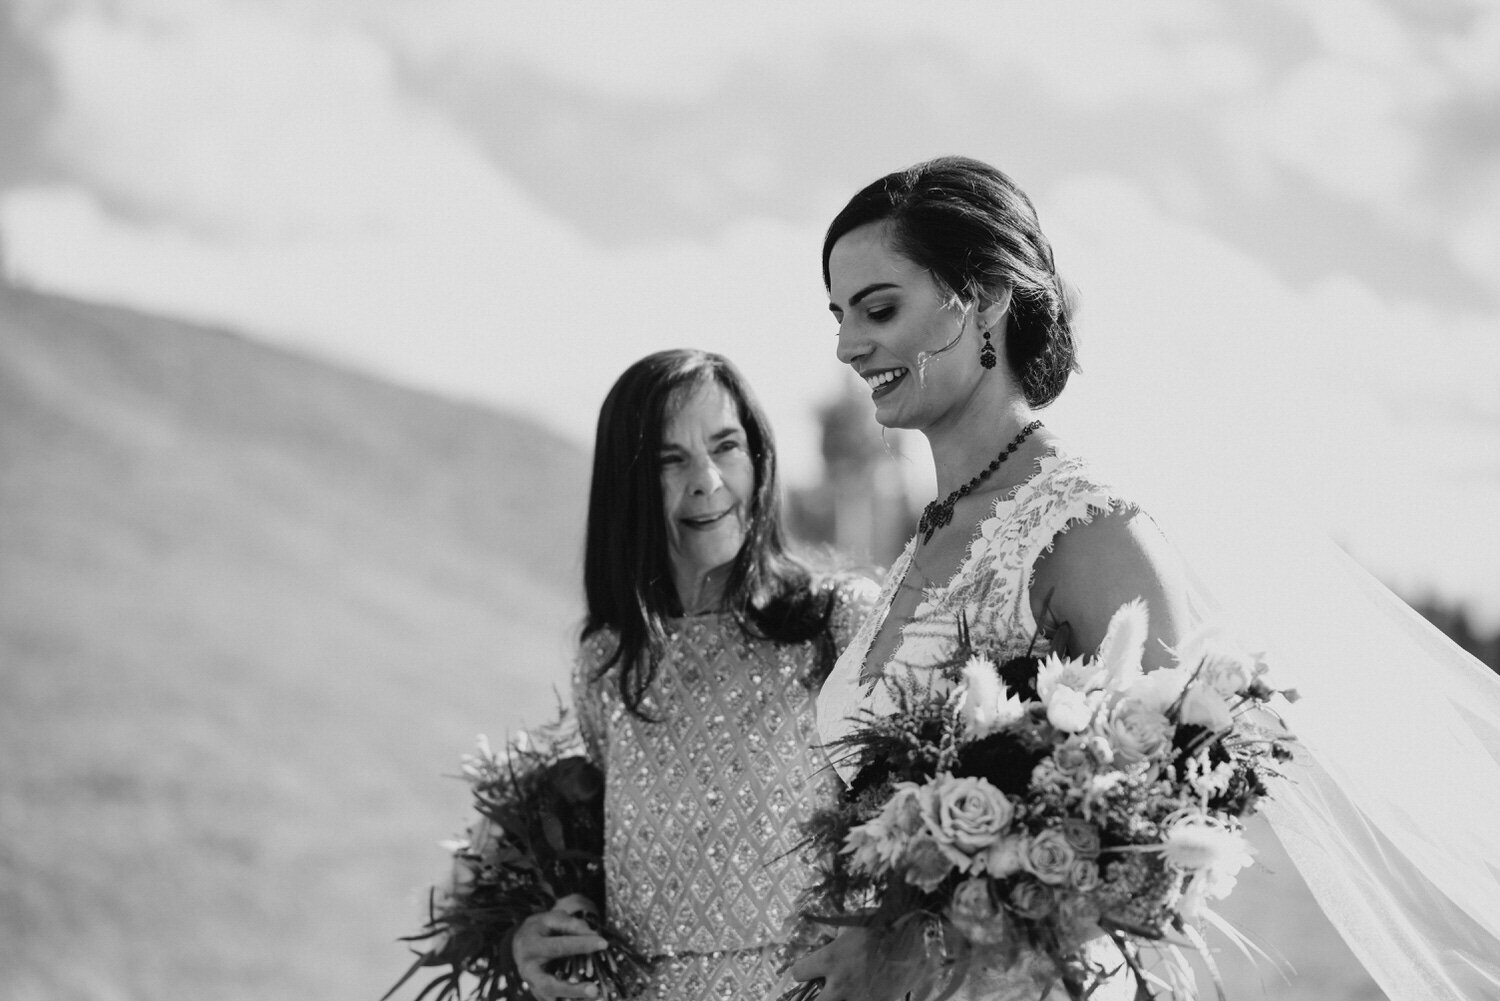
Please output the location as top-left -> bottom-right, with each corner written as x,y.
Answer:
916,420 -> 1043,544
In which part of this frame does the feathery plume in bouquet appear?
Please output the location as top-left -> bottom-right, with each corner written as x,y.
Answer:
787,602 -> 1299,1001
382,707 -> 648,1001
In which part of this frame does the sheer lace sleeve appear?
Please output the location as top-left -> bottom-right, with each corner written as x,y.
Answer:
571,631 -> 616,774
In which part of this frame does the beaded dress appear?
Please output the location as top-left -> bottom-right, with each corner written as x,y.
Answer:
816,448 -> 1135,1001
573,576 -> 878,1001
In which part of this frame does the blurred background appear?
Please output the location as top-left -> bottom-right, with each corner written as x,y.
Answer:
1,2 -> 1496,999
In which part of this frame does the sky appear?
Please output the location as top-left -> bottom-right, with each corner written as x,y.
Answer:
1,0 -> 1498,623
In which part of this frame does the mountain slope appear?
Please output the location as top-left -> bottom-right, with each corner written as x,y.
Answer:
0,285 -> 590,1000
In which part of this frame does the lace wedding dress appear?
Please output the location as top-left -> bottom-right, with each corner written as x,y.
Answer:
817,446 -> 1136,1001
574,575 -> 879,1001
819,439 -> 1500,1000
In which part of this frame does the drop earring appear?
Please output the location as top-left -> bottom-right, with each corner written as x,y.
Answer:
979,327 -> 997,369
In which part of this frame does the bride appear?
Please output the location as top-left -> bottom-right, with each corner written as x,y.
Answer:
790,156 -> 1500,1000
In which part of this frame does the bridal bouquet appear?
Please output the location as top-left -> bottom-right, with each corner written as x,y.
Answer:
382,709 -> 647,1001
791,602 -> 1298,1001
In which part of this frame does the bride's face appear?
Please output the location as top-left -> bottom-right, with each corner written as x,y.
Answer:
827,222 -> 984,432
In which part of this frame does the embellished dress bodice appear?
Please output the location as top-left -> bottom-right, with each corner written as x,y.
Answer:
573,577 -> 877,998
816,449 -> 1136,1001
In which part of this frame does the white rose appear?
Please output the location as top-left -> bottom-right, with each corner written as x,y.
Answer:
1045,686 -> 1095,734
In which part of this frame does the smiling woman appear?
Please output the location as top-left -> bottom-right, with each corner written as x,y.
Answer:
491,349 -> 880,1001
656,381 -> 756,613
795,155 -> 1500,1001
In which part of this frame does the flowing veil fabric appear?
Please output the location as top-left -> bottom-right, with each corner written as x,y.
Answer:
1112,455 -> 1500,1001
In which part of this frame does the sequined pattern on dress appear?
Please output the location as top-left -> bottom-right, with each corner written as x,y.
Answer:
572,577 -> 878,994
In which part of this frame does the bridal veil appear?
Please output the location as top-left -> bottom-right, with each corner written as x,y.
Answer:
1111,447 -> 1500,1001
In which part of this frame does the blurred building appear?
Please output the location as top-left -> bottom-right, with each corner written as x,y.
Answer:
789,382 -> 916,572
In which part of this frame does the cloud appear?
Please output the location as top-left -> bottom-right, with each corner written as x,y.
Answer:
34,0 -> 552,243
3,0 -> 1497,620
1039,171 -> 1500,620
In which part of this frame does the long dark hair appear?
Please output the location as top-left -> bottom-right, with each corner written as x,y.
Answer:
582,349 -> 834,718
822,155 -> 1078,408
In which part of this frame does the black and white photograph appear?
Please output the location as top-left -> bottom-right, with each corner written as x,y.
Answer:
2,3 -> 1497,1000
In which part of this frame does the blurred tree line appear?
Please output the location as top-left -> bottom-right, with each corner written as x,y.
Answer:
1409,599 -> 1500,674
789,385 -> 1500,676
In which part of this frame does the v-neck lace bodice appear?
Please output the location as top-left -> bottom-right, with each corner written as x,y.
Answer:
817,448 -> 1129,785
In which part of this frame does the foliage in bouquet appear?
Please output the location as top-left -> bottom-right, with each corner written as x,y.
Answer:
793,602 -> 1299,1001
383,708 -> 647,1001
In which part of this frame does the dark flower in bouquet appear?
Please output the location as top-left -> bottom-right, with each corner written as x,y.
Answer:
383,711 -> 647,1001
789,601 -> 1299,1001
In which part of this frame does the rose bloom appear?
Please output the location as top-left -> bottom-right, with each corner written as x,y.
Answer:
1178,683 -> 1233,732
1022,828 -> 1078,885
902,835 -> 957,892
1106,696 -> 1172,764
1060,819 -> 1102,858
949,877 -> 1010,945
1069,858 -> 1101,892
1045,686 -> 1094,734
1008,877 -> 1058,920
921,774 -> 1015,861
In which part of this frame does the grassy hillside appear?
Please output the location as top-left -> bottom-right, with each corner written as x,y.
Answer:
0,285 -> 589,1000
0,283 -> 1385,1000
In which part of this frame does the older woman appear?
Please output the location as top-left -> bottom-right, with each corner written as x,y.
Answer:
510,349 -> 877,1001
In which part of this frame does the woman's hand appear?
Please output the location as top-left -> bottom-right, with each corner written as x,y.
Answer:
788,926 -> 924,1001
511,894 -> 609,1001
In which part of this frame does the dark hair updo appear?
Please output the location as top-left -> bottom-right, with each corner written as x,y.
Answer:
822,155 -> 1078,407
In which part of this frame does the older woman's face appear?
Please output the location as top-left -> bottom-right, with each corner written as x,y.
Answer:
659,381 -> 754,598
827,222 -> 985,433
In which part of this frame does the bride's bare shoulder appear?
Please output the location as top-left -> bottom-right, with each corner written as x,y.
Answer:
1032,506 -> 1191,665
